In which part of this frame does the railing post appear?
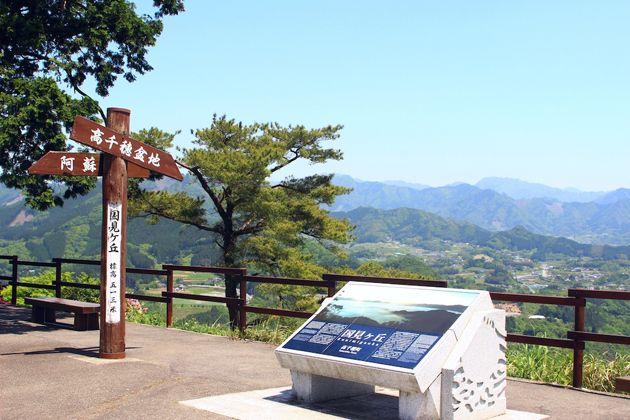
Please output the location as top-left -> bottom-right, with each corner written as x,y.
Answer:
239,276 -> 247,331
165,266 -> 173,328
11,255 -> 18,305
327,279 -> 336,298
54,258 -> 63,298
573,297 -> 586,388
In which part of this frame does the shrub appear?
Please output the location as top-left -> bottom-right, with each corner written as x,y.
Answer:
1,271 -> 56,305
507,344 -> 630,394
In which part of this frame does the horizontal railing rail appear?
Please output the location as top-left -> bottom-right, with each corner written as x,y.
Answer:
3,254 -> 630,390
322,273 -> 448,288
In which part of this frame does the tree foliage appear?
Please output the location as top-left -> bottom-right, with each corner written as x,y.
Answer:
0,0 -> 184,210
129,114 -> 354,328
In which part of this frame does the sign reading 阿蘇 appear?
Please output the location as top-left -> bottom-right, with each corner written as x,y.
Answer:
29,151 -> 149,178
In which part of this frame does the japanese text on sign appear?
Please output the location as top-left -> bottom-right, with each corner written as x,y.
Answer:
91,128 -> 161,169
283,319 -> 440,369
105,202 -> 122,323
60,155 -> 98,174
70,115 -> 182,180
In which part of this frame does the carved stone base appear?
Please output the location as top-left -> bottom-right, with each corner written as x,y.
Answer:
441,310 -> 507,420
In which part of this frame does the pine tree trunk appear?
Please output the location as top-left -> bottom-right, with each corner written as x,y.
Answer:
225,273 -> 240,331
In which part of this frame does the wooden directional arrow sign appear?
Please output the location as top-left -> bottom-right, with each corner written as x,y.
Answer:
29,152 -> 149,178
70,116 -> 183,181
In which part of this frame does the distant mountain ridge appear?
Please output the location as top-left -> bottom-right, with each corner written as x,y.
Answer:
3,182 -> 630,262
0,187 -> 22,207
3,173 -> 630,247
474,177 -> 608,202
331,175 -> 630,245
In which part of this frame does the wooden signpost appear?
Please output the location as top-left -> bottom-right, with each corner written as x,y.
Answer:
29,108 -> 183,359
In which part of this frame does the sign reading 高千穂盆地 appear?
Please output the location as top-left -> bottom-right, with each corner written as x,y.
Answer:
70,116 -> 182,181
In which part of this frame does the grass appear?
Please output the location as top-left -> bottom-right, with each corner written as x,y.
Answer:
169,317 -> 297,345
183,287 -> 223,295
172,304 -> 221,319
173,271 -> 223,282
507,344 -> 630,394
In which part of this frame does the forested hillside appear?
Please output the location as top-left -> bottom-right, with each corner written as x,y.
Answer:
4,182 -> 630,358
331,175 -> 630,245
333,207 -> 630,261
0,185 -> 221,268
5,180 -> 630,266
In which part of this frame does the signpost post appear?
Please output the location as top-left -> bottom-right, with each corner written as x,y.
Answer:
98,108 -> 130,359
29,107 -> 183,359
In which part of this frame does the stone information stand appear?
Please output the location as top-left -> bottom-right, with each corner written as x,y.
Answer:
275,282 -> 507,420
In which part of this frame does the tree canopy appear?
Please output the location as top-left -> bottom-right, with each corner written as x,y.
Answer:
0,0 -> 184,210
129,115 -> 355,328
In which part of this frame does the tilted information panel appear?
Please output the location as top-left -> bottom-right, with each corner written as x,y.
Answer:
276,282 -> 494,392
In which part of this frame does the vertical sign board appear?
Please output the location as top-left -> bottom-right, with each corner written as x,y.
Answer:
96,109 -> 130,358
30,108 -> 182,359
105,202 -> 123,323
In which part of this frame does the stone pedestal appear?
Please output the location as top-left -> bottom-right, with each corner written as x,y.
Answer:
399,377 -> 442,420
290,371 -> 375,403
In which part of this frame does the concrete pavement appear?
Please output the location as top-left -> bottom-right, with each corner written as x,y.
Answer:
1,304 -> 629,420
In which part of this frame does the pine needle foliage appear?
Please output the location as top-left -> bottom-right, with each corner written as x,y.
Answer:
129,115 -> 355,329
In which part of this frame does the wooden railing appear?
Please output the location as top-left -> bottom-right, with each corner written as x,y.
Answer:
490,289 -> 630,388
2,254 -> 629,389
0,256 -> 447,331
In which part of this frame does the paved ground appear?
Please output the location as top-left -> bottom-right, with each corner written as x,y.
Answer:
1,304 -> 629,420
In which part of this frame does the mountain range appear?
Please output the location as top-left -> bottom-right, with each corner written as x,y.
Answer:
330,175 -> 630,245
3,185 -> 628,266
3,174 -> 630,255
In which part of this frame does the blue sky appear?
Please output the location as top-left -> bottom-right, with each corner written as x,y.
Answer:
92,1 -> 629,192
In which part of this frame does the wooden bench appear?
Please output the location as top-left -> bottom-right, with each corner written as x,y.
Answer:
616,376 -> 630,393
24,297 -> 100,331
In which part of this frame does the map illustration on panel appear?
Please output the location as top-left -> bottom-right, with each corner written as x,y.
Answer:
281,283 -> 482,369
315,298 -> 467,336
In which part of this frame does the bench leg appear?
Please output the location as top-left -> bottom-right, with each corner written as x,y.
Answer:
32,306 -> 56,325
74,313 -> 88,331
87,313 -> 100,330
74,313 -> 100,331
